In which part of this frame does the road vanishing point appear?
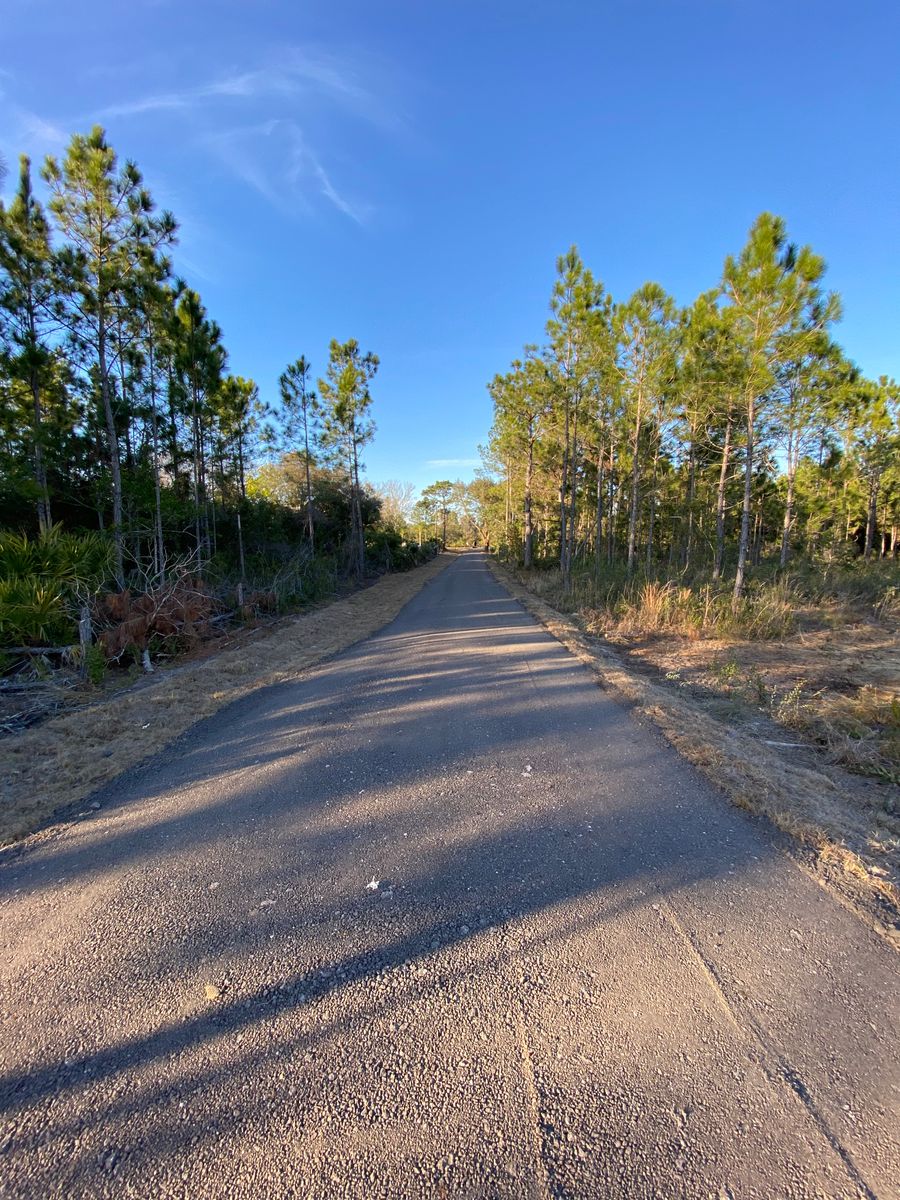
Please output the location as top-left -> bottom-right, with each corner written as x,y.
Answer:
1,552 -> 897,1198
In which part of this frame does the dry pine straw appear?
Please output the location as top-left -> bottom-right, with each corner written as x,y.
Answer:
486,558 -> 900,945
0,554 -> 453,845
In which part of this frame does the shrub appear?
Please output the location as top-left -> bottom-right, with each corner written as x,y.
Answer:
0,526 -> 112,647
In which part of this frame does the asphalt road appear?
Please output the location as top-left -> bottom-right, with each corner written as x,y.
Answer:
1,551 -> 898,1199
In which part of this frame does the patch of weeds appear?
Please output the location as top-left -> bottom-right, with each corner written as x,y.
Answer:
83,642 -> 106,686
771,680 -> 810,725
743,665 -> 768,707
711,656 -> 740,688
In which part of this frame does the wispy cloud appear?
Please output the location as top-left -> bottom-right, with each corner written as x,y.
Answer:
203,117 -> 369,223
96,92 -> 191,119
1,45 -> 401,225
0,105 -> 68,166
204,121 -> 294,211
88,47 -> 395,223
426,458 -> 481,468
310,157 -> 369,225
94,47 -> 396,129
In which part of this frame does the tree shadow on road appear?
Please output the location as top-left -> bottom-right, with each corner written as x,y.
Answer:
1,555 -> 861,1196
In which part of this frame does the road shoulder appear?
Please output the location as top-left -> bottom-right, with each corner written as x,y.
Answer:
485,556 -> 900,947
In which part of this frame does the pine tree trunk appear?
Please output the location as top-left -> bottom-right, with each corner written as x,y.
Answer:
594,442 -> 604,577
303,405 -> 315,550
627,392 -> 642,574
713,411 -> 733,582
167,368 -> 180,480
752,507 -> 763,566
98,318 -> 125,587
780,446 -> 797,568
646,439 -> 660,572
191,396 -> 202,559
732,396 -> 754,609
565,408 -> 578,589
26,299 -> 52,533
864,479 -> 878,559
558,411 -> 569,581
147,330 -> 165,583
505,455 -> 512,549
236,509 -> 246,586
523,435 -> 534,568
606,453 -> 616,566
21,186 -> 52,532
30,376 -> 51,534
351,436 -> 364,576
210,489 -> 217,557
682,438 -> 696,570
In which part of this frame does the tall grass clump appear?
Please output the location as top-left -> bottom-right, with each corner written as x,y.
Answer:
512,561 -> 800,641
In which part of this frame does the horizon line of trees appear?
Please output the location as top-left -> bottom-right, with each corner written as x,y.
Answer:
476,215 -> 898,605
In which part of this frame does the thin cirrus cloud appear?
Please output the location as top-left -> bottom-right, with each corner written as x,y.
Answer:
94,47 -> 392,125
87,47 -> 398,224
1,106 -> 69,160
0,48 -> 396,224
202,117 -> 371,225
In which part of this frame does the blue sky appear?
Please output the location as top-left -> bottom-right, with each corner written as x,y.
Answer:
2,0 -> 898,491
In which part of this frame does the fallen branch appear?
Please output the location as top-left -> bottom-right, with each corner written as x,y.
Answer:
2,646 -> 72,656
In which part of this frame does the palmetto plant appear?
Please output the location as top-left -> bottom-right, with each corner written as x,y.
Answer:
0,525 -> 112,646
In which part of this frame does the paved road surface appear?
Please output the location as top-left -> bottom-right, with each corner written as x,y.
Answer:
1,552 -> 897,1198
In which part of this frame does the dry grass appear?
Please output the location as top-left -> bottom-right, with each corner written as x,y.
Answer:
0,553 -> 453,845
488,558 -> 900,944
522,568 -> 799,642
613,621 -> 900,790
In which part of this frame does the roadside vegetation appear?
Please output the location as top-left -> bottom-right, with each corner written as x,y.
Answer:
0,131 -> 438,732
512,559 -> 899,792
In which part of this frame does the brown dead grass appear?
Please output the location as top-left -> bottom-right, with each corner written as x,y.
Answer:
0,554 -> 453,845
487,558 -> 900,944
606,620 -> 900,786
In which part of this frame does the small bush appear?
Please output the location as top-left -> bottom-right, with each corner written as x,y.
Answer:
0,578 -> 71,646
83,642 -> 107,685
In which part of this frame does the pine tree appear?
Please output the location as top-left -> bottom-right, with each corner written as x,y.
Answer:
172,286 -> 225,559
721,213 -> 835,606
615,283 -> 676,573
850,376 -> 900,558
545,247 -> 611,588
0,156 -> 60,532
279,356 -> 321,548
318,339 -> 378,577
43,127 -> 176,585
